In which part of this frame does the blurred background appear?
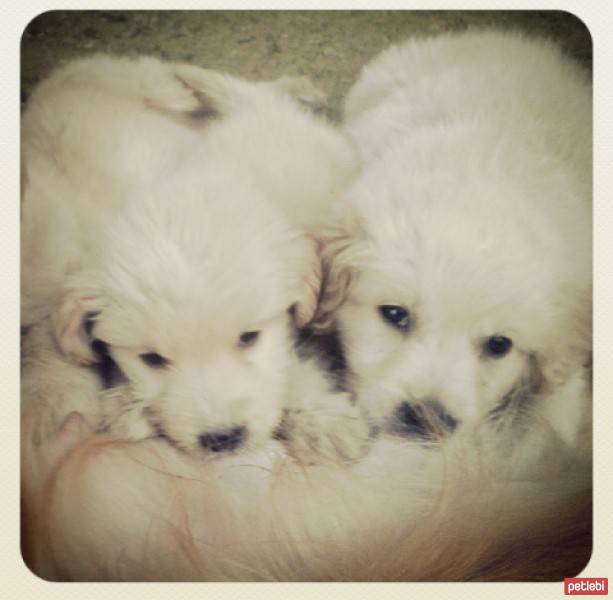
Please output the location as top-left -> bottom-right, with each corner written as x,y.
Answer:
21,10 -> 592,121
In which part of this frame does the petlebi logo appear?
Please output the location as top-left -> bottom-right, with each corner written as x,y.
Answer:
565,578 -> 608,595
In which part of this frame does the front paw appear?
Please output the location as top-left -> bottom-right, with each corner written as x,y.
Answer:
277,394 -> 372,466
97,385 -> 153,440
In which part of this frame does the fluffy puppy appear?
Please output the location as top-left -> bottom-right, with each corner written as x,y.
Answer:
21,55 -> 365,459
22,35 -> 592,582
316,31 -> 592,453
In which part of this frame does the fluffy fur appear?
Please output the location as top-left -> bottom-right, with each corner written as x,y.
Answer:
23,406 -> 590,581
22,33 -> 592,582
316,30 -> 592,454
21,55 -> 364,462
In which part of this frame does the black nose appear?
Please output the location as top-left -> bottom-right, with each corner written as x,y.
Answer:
394,400 -> 457,439
198,426 -> 246,453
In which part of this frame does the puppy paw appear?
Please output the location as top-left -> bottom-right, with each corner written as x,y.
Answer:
97,385 -> 153,440
143,63 -> 224,125
277,393 -> 372,466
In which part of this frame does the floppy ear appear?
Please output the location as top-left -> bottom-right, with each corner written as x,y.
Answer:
291,237 -> 322,329
51,286 -> 104,366
309,222 -> 357,333
535,287 -> 592,392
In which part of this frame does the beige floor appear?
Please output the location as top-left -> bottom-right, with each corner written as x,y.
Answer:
21,10 -> 591,121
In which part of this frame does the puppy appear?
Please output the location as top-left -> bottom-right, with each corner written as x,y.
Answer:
22,37 -> 591,583
21,54 -> 367,461
316,30 -> 592,455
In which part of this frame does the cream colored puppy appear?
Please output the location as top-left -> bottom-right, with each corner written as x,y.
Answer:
317,31 -> 592,452
22,37 -> 592,582
21,55 -> 366,459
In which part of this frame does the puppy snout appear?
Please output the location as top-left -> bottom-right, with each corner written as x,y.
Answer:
422,399 -> 458,433
393,399 -> 458,440
198,426 -> 246,453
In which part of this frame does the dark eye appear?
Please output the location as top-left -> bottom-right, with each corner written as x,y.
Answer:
484,336 -> 513,358
239,331 -> 260,347
378,305 -> 410,331
140,352 -> 170,368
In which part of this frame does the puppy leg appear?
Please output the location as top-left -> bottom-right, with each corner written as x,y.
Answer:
278,355 -> 372,465
170,63 -> 329,118
97,384 -> 154,441
142,62 -> 224,125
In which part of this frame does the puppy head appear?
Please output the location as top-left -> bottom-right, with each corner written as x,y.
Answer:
316,154 -> 592,440
52,170 -> 321,455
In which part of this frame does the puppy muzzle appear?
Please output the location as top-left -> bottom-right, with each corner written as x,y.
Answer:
390,399 -> 458,440
198,426 -> 247,453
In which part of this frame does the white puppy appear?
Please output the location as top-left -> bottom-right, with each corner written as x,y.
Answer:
21,55 -> 366,459
21,37 -> 592,583
316,30 -> 592,454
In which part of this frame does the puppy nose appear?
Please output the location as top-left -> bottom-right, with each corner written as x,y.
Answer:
198,426 -> 246,453
394,400 -> 458,439
423,399 -> 458,432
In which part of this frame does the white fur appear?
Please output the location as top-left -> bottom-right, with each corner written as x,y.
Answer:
23,416 -> 590,581
22,34 -> 592,582
318,30 -> 592,452
21,54 -> 361,456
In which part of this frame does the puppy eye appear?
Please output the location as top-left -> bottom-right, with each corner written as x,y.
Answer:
378,305 -> 410,331
484,336 -> 513,358
238,331 -> 260,347
140,352 -> 170,368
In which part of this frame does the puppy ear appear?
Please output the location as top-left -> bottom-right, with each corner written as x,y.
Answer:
310,222 -> 356,333
291,237 -> 323,329
51,288 -> 103,365
535,288 -> 592,391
